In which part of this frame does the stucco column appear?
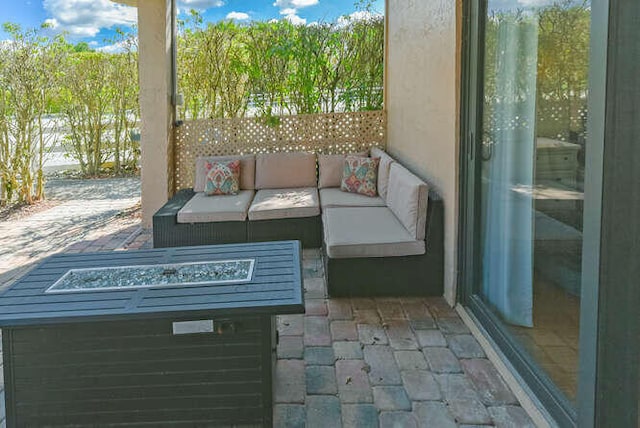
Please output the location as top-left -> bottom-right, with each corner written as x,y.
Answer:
138,0 -> 174,227
385,0 -> 459,305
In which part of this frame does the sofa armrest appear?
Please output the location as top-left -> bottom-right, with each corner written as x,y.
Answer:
152,188 -> 249,248
154,189 -> 195,219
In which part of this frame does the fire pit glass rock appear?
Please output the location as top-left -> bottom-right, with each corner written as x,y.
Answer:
46,259 -> 255,293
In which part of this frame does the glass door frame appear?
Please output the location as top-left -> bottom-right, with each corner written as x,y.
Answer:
459,0 -> 639,426
577,0 -> 640,426
458,0 -> 577,424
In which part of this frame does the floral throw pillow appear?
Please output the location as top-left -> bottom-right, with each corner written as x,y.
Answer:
204,160 -> 240,196
340,156 -> 380,197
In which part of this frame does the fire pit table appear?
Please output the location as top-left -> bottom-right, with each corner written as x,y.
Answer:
0,241 -> 304,427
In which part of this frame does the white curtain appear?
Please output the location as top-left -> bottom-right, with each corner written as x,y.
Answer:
481,14 -> 539,328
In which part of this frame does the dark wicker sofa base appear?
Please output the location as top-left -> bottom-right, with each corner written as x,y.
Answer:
153,189 -> 444,298
325,250 -> 443,297
248,216 -> 322,248
153,189 -> 321,249
324,193 -> 444,297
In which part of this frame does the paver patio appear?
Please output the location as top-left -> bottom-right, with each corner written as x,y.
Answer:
0,180 -> 536,427
0,178 -> 142,291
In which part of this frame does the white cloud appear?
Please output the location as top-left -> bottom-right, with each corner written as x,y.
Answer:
337,10 -> 382,27
178,0 -> 225,10
43,0 -> 136,38
273,0 -> 317,26
96,40 -> 130,54
273,0 -> 318,8
226,11 -> 250,20
284,13 -> 306,26
350,11 -> 380,21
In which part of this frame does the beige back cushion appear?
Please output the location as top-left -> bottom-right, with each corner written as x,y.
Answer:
318,154 -> 345,188
318,152 -> 368,189
194,155 -> 256,191
255,152 -> 317,189
370,147 -> 395,199
386,163 -> 429,240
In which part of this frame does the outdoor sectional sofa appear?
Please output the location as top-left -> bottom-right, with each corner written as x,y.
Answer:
153,148 -> 444,296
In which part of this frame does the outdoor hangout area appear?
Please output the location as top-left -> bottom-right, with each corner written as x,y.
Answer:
5,0 -> 636,425
154,111 -> 444,297
0,110 -> 533,426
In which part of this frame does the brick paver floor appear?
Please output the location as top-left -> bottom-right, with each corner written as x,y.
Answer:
0,181 -> 537,427
274,248 -> 537,428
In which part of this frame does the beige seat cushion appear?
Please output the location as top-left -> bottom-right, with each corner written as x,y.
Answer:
323,207 -> 426,259
194,155 -> 256,191
248,188 -> 320,221
319,188 -> 386,209
177,191 -> 254,223
370,147 -> 395,199
386,163 -> 429,240
255,152 -> 317,189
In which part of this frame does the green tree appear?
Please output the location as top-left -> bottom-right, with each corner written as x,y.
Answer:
177,14 -> 385,119
178,13 -> 248,119
107,29 -> 140,174
340,15 -> 384,111
243,21 -> 294,117
60,52 -> 115,176
0,23 -> 64,204
536,0 -> 590,141
73,41 -> 92,52
482,2 -> 590,143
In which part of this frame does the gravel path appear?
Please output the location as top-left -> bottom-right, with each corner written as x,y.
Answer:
0,178 -> 142,290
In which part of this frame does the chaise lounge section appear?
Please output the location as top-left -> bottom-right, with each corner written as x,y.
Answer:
321,152 -> 444,296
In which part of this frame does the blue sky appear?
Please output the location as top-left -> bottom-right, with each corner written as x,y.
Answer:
0,0 -> 384,50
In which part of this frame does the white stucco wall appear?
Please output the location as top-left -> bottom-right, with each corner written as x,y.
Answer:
138,0 -> 174,227
386,0 -> 460,304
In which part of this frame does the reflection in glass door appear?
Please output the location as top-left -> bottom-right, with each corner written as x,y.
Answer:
475,0 -> 590,403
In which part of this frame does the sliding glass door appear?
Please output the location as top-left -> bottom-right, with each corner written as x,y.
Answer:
460,0 -> 591,424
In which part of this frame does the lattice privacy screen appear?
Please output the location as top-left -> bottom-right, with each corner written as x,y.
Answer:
173,110 -> 386,191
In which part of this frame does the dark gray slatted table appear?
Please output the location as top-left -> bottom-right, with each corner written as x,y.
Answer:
0,241 -> 303,428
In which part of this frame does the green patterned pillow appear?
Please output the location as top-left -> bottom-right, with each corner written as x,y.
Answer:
204,160 -> 240,196
341,156 -> 380,197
